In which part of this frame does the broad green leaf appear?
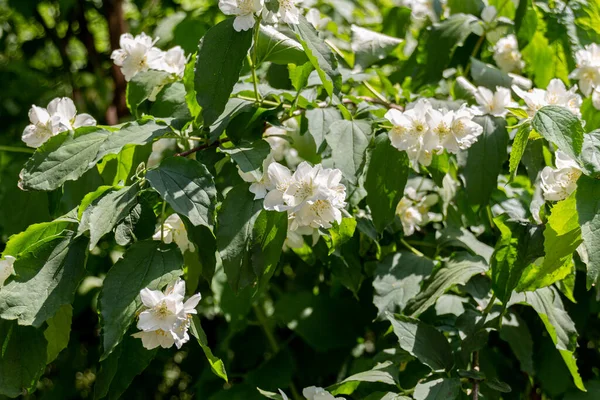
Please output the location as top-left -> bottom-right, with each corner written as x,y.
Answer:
576,175 -> 600,288
499,312 -> 534,375
509,124 -> 531,180
365,134 -> 409,232
114,200 -> 157,246
291,15 -> 342,97
470,58 -> 513,89
220,140 -> 271,181
146,157 -> 217,228
150,82 -> 191,121
532,105 -> 584,161
44,304 -> 73,363
98,144 -> 151,186
373,252 -> 434,317
126,70 -> 172,117
88,184 -> 140,250
289,62 -> 314,91
387,314 -> 454,371
458,115 -> 508,206
225,106 -> 280,144
518,194 -> 581,291
523,287 -> 585,391
183,54 -> 202,119
448,0 -> 484,15
323,217 -> 357,255
406,253 -> 487,316
94,333 -> 158,400
485,378 -> 512,393
436,227 -> 494,264
305,107 -> 342,152
522,31 -> 569,88
413,377 -> 461,400
98,240 -> 183,359
0,233 -> 87,327
330,236 -> 364,296
0,320 -> 47,397
582,98 -> 600,132
251,209 -> 288,291
216,184 -> 263,292
78,185 -> 114,220
185,222 -> 218,283
350,25 -> 402,70
337,361 -> 397,386
195,18 -> 253,127
3,219 -> 71,257
209,98 -> 255,143
325,119 -> 373,184
190,315 -> 228,382
256,25 -> 308,65
580,130 -> 600,178
20,121 -> 169,191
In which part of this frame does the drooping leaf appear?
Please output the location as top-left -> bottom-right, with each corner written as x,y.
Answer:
325,119 -> 373,184
337,361 -> 398,386
289,62 -> 314,92
576,175 -> 600,288
195,18 -> 253,127
146,157 -> 217,228
256,25 -> 308,65
190,315 -> 228,382
44,304 -> 73,364
387,314 -> 454,371
413,377 -> 461,400
98,240 -> 183,359
305,107 -> 342,152
509,124 -> 531,180
532,106 -> 584,161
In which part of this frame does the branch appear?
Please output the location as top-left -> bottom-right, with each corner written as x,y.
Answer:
174,138 -> 231,157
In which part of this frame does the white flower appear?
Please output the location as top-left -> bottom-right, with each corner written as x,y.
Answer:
111,33 -> 163,81
238,153 -> 275,199
385,99 -> 437,168
219,0 -> 263,32
444,106 -> 483,153
302,386 -> 344,400
133,278 -> 201,350
512,78 -> 582,117
493,35 -> 524,73
306,8 -> 330,30
156,46 -> 187,78
472,86 -> 517,117
481,5 -> 496,23
593,88 -> 600,110
0,256 -> 16,287
264,162 -> 294,211
569,43 -> 600,96
263,0 -> 301,25
540,151 -> 582,201
22,98 -> 96,148
396,187 -> 439,236
153,214 -> 195,253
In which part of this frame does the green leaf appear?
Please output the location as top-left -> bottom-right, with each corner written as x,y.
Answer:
44,304 -> 73,363
195,18 -> 253,127
524,287 -> 585,391
150,82 -> 191,121
325,119 -> 373,184
324,217 -> 357,256
0,233 -> 87,327
220,140 -> 271,181
387,314 -> 454,371
251,209 -> 288,290
190,315 -> 228,382
373,252 -> 434,317
406,253 -> 487,316
114,199 -> 157,246
185,222 -> 218,283
337,361 -> 398,386
256,25 -> 308,65
183,54 -> 202,119
88,184 -> 141,249
470,58 -> 513,89
580,130 -> 600,178
576,175 -> 600,288
126,70 -> 173,117
436,227 -> 494,264
485,378 -> 512,393
351,25 -> 402,70
3,219 -> 71,257
365,134 -> 409,232
146,157 -> 217,228
305,107 -> 342,152
98,240 -> 183,359
94,333 -> 158,400
532,105 -> 584,161
20,121 -> 169,191
458,115 -> 508,206
518,194 -> 581,291
98,144 -> 151,186
209,98 -> 255,143
289,62 -> 314,91
291,15 -> 342,98
509,124 -> 531,180
499,311 -> 534,375
0,320 -> 47,397
216,184 -> 263,292
413,377 -> 461,400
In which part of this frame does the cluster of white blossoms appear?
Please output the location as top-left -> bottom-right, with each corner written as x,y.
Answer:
133,278 -> 201,350
22,97 -> 97,148
218,0 -> 302,32
239,155 -> 347,248
152,213 -> 195,253
512,78 -> 582,117
0,256 -> 16,287
385,99 -> 483,168
275,386 -> 343,400
471,86 -> 517,117
396,187 -> 439,236
111,33 -> 188,81
540,150 -> 582,201
493,34 -> 525,73
569,43 -> 600,109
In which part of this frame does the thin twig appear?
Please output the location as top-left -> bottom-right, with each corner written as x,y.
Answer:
472,351 -> 480,400
174,138 -> 231,157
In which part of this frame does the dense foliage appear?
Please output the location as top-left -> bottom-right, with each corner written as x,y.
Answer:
1,0 -> 600,399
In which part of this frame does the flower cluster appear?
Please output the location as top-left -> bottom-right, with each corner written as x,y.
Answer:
540,150 -> 582,201
493,34 -> 524,73
22,97 -> 96,148
218,0 -> 301,32
132,279 -> 201,350
570,43 -> 600,97
152,214 -> 195,253
385,99 -> 483,168
512,78 -> 582,117
396,187 -> 439,236
0,256 -> 15,287
111,33 -> 188,81
471,86 -> 517,117
239,156 -> 347,248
